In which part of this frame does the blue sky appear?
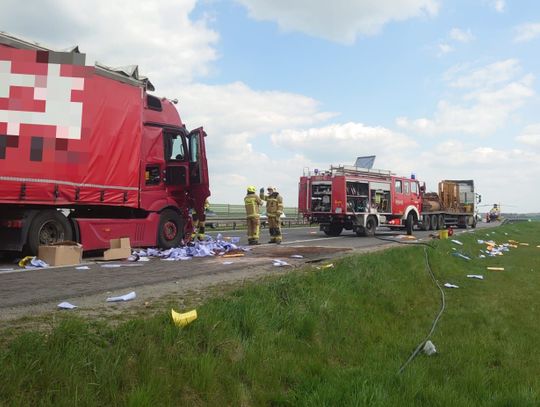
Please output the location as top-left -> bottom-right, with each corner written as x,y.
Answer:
2,0 -> 540,212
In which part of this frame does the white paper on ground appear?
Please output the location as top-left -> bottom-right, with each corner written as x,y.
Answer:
444,283 -> 459,288
101,264 -> 121,268
451,240 -> 463,246
467,274 -> 484,280
423,340 -> 437,355
106,291 -> 136,302
290,255 -> 304,258
272,259 -> 290,267
76,266 -> 90,270
58,301 -> 77,309
222,261 -> 234,265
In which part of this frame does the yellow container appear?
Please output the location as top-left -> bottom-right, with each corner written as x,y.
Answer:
439,230 -> 449,239
171,309 -> 198,327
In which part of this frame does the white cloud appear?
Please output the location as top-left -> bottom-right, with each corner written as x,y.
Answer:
516,124 -> 540,148
271,122 -> 417,164
445,59 -> 521,89
397,60 -> 535,136
437,43 -> 454,56
487,0 -> 505,13
0,0 -> 219,85
449,28 -> 474,43
234,0 -> 439,43
514,22 -> 540,43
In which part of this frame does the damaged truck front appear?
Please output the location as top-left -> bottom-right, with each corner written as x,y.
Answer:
0,32 -> 210,254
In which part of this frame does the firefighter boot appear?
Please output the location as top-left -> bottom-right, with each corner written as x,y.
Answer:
268,228 -> 277,243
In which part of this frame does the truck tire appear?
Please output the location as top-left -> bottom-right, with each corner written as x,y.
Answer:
27,210 -> 73,255
356,217 -> 376,237
430,214 -> 438,231
406,213 -> 415,235
421,215 -> 430,231
364,216 -> 376,237
324,224 -> 343,236
158,209 -> 183,249
438,215 -> 445,230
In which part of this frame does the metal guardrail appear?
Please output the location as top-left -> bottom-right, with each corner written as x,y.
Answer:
206,215 -> 307,230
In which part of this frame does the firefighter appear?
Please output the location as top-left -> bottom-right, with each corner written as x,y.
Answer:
244,186 -> 263,245
260,186 -> 284,244
191,198 -> 209,240
487,204 -> 500,223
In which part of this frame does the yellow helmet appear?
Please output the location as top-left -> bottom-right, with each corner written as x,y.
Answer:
247,185 -> 256,193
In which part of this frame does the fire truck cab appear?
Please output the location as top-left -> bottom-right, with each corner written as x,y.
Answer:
298,166 -> 421,236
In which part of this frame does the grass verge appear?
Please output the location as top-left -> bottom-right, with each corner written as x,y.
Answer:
1,222 -> 540,406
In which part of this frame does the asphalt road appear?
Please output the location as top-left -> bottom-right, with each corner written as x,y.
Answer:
0,222 -> 495,311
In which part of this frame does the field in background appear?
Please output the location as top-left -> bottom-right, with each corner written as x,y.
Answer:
1,221 -> 539,406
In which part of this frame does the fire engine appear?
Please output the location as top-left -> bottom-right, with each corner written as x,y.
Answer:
298,165 -> 477,236
0,32 -> 210,254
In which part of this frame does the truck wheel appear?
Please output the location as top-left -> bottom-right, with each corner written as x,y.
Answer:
324,224 -> 343,236
430,214 -> 438,230
27,210 -> 73,255
438,215 -> 445,230
158,209 -> 183,249
421,215 -> 431,231
406,213 -> 415,235
364,216 -> 376,237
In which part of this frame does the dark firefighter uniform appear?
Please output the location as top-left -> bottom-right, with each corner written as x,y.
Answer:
260,186 -> 284,244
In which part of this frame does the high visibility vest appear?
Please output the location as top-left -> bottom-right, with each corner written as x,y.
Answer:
244,194 -> 262,218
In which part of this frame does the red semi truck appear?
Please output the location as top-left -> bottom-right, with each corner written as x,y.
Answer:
0,32 -> 210,254
298,165 -> 477,236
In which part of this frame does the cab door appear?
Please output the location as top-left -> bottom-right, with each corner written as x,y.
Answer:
163,130 -> 190,206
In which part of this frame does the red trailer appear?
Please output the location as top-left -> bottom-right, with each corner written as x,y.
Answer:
0,32 -> 210,253
298,165 -> 477,236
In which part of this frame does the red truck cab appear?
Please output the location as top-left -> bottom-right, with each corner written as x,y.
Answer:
0,32 -> 210,253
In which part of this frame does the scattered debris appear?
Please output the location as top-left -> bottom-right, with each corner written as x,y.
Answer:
18,256 -> 48,268
101,264 -> 122,268
487,267 -> 504,271
171,308 -> 197,327
58,301 -> 77,309
106,291 -> 136,302
76,266 -> 90,270
272,259 -> 290,267
452,252 -> 471,261
444,283 -> 459,288
222,261 -> 234,265
423,340 -> 437,356
467,274 -> 484,280
451,239 -> 463,246
316,263 -> 334,270
290,254 -> 304,259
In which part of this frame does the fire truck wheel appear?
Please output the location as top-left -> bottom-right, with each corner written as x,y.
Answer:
364,217 -> 376,237
158,209 -> 183,249
430,214 -> 438,230
422,215 -> 431,231
27,210 -> 73,255
324,224 -> 343,236
405,213 -> 415,235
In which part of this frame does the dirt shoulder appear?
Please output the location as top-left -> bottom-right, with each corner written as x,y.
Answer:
0,243 -> 395,331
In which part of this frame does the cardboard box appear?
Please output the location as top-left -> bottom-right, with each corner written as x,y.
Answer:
103,237 -> 131,261
38,241 -> 83,266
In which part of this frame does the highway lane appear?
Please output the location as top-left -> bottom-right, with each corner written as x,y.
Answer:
0,222 -> 495,310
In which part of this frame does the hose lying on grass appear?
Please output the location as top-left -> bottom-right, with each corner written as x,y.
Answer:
374,234 -> 446,374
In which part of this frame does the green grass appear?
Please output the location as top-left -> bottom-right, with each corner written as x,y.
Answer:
1,222 -> 540,406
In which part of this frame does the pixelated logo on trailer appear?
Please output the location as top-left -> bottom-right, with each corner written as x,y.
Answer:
0,50 -> 85,161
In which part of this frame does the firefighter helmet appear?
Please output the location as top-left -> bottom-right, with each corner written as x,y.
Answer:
247,185 -> 256,193
268,186 -> 277,193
